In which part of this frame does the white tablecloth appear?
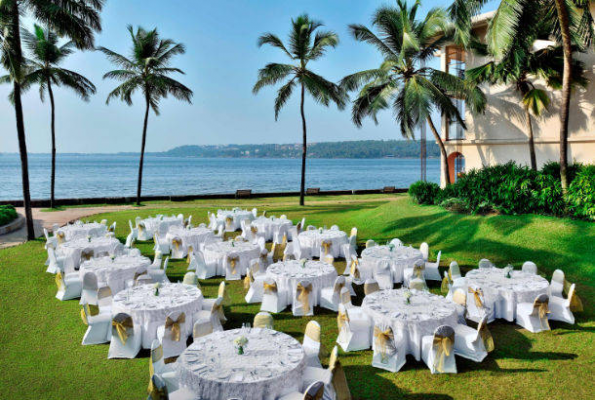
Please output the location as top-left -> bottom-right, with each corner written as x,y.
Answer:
58,237 -> 122,273
360,245 -> 424,283
217,210 -> 255,231
166,226 -> 216,253
203,241 -> 261,277
141,216 -> 183,237
362,289 -> 458,360
112,283 -> 203,348
78,255 -> 151,294
57,222 -> 107,241
177,328 -> 306,400
265,260 -> 338,306
464,268 -> 549,321
250,217 -> 293,241
298,229 -> 348,258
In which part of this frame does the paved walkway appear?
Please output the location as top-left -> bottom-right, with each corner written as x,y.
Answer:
0,206 -> 132,249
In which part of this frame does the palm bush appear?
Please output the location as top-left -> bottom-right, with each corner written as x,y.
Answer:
408,181 -> 441,205
567,165 -> 595,220
0,205 -> 18,226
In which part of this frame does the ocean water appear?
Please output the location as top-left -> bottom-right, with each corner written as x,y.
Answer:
0,154 -> 439,201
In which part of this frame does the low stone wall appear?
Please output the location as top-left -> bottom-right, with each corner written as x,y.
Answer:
0,215 -> 25,235
0,188 -> 407,208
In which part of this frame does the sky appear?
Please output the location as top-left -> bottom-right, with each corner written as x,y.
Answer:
0,0 -> 497,154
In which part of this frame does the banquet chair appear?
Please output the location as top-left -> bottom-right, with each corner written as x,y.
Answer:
106,222 -> 116,237
80,271 -> 99,305
346,255 -> 363,287
251,208 -> 258,218
253,311 -> 274,329
278,381 -> 325,400
192,319 -> 214,340
478,259 -> 493,269
249,258 -> 266,277
241,220 -> 256,242
365,240 -> 377,248
261,278 -> 287,313
224,254 -> 241,281
192,252 -> 215,279
184,215 -> 192,228
292,280 -> 315,316
364,279 -> 380,296
149,339 -> 179,394
80,248 -> 95,263
288,225 -> 300,242
128,220 -> 138,239
245,270 -> 265,304
330,225 -> 340,231
516,294 -> 551,333
303,321 -> 323,368
301,346 -> 351,400
452,288 -> 468,324
421,325 -> 457,374
149,257 -> 170,284
272,234 -> 288,261
207,212 -> 217,230
404,259 -> 428,287
419,242 -> 429,261
409,278 -> 427,292
170,237 -> 185,260
320,276 -> 347,312
522,261 -> 538,275
193,297 -> 225,332
46,246 -> 66,274
148,374 -> 196,400
445,262 -> 466,298
214,224 -> 225,239
152,251 -> 163,268
307,225 -> 317,231
55,270 -> 82,301
125,233 -> 135,248
137,222 -> 153,242
80,302 -> 112,345
157,311 -> 190,360
284,237 -> 308,260
108,312 -> 141,359
97,286 -> 113,312
202,281 -> 229,312
371,323 -> 407,373
466,286 -> 495,324
373,260 -> 393,290
319,240 -> 333,259
182,272 -> 199,287
549,269 -> 565,298
390,238 -> 403,247
424,250 -> 442,281
135,274 -> 155,286
153,233 -> 171,255
44,228 -> 57,248
548,283 -> 577,325
323,254 -> 335,266
336,303 -> 371,352
453,315 -> 492,362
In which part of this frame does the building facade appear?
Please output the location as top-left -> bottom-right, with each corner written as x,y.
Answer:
436,7 -> 595,186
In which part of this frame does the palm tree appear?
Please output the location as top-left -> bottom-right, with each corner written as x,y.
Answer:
253,14 -> 347,206
0,0 -> 103,240
466,10 -> 587,170
99,26 -> 193,206
6,25 -> 96,209
448,0 -> 594,189
341,0 -> 485,186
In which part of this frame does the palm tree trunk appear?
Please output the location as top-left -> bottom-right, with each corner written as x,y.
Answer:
525,108 -> 537,170
427,117 -> 450,186
554,0 -> 572,191
136,95 -> 150,206
299,83 -> 307,206
47,78 -> 57,208
10,2 -> 35,240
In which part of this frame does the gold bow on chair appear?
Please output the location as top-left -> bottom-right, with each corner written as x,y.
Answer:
80,304 -> 100,326
477,320 -> 495,352
112,317 -> 133,344
350,259 -> 360,280
534,298 -> 551,330
171,238 -> 181,252
263,282 -> 278,294
321,240 -> 332,256
564,280 -> 583,312
165,314 -> 186,342
212,302 -> 227,322
244,270 -> 254,290
138,222 -> 145,234
225,217 -> 233,228
296,283 -> 312,313
413,264 -> 425,279
227,256 -> 239,275
337,310 -> 349,331
56,231 -> 66,244
149,344 -> 164,376
250,226 -> 258,235
55,271 -> 65,291
334,281 -> 345,296
186,246 -> 194,263
260,252 -> 269,264
441,271 -> 453,294
468,287 -> 484,309
374,326 -> 395,363
81,249 -> 94,261
432,333 -> 454,373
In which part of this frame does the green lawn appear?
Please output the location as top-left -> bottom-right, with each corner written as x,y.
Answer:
1,194 -> 593,399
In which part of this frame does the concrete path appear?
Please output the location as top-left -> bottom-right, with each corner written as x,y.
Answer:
0,205 -> 133,249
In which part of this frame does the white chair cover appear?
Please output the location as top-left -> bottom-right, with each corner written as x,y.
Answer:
108,312 -> 141,359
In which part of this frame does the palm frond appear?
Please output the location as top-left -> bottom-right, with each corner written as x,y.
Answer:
252,63 -> 294,94
257,33 -> 293,59
308,30 -> 339,61
348,24 -> 398,60
97,47 -> 136,70
273,78 -> 296,120
300,70 -> 347,109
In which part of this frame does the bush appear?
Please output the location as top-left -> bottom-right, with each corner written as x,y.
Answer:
440,197 -> 468,213
540,161 -> 582,183
0,205 -> 18,226
408,181 -> 441,205
566,165 -> 595,220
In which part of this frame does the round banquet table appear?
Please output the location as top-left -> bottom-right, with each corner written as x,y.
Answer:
140,216 -> 183,236
78,254 -> 151,294
56,222 -> 107,242
250,217 -> 293,241
203,240 -> 261,277
265,260 -> 338,306
298,229 -> 348,258
464,268 -> 549,322
166,226 -> 216,253
57,236 -> 122,273
217,209 -> 255,231
112,283 -> 203,348
360,245 -> 424,283
361,288 -> 458,360
176,328 -> 306,400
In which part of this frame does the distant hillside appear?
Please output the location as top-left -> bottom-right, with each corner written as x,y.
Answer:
160,140 -> 439,159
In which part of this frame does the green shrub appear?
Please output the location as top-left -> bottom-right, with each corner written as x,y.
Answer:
566,165 -> 595,220
440,197 -> 468,213
540,161 -> 582,183
408,181 -> 440,205
0,205 -> 18,226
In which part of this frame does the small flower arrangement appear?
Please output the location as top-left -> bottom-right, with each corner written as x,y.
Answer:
388,243 -> 395,252
404,290 -> 412,304
318,227 -> 323,234
505,265 -> 514,279
300,258 -> 307,268
234,335 -> 248,355
87,235 -> 92,243
110,255 -> 115,262
153,282 -> 161,296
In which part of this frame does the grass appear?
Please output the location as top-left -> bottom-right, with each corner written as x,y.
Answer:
1,194 -> 593,399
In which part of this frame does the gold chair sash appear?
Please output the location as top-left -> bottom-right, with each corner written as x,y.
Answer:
468,287 -> 484,309
55,272 -> 65,291
253,313 -> 273,329
56,231 -> 66,244
138,222 -> 145,232
243,271 -> 254,290
149,344 -> 164,377
81,249 -> 94,261
296,283 -> 312,313
260,253 -> 269,263
478,322 -> 495,352
413,264 -> 425,279
212,302 -> 227,322
171,238 -> 181,252
349,259 -> 360,280
186,246 -> 193,263
225,217 -> 233,228
321,240 -> 332,256
250,226 -> 258,235
432,333 -> 454,373
305,322 -> 321,342
165,314 -> 186,342
227,256 -> 239,275
374,326 -> 394,363
330,361 -> 352,400
147,377 -> 167,400
334,281 -> 345,296
534,298 -> 551,330
112,318 -> 133,344
441,273 -> 453,294
263,282 -> 277,294
564,280 -> 583,312
337,310 -> 349,331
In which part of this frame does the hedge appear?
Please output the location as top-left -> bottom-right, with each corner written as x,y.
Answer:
0,205 -> 18,226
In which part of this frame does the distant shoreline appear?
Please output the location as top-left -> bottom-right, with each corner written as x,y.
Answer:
1,153 -> 439,159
